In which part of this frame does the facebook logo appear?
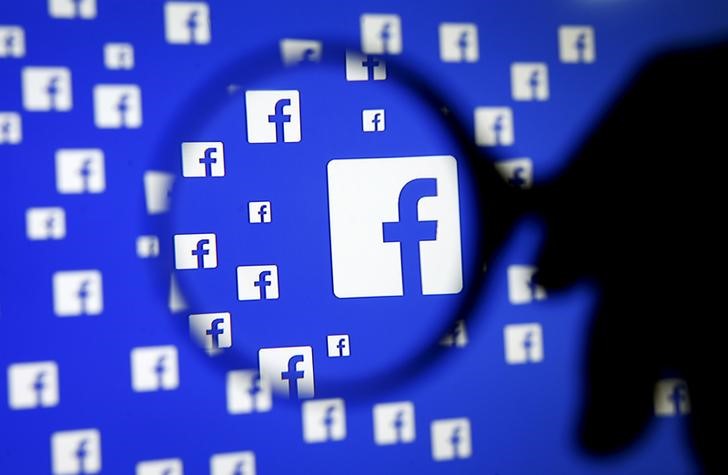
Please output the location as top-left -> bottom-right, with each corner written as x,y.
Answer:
507,265 -> 546,304
474,107 -> 514,146
511,62 -> 550,101
144,170 -> 174,214
26,207 -> 66,240
326,334 -> 350,357
130,345 -> 179,392
439,23 -> 478,62
504,323 -> 544,364
174,233 -> 217,269
280,38 -> 322,65
439,320 -> 468,348
55,149 -> 105,194
327,156 -> 462,298
103,42 -> 134,70
226,369 -> 272,414
245,90 -> 301,143
431,418 -> 472,461
22,67 -> 72,111
189,312 -> 232,353
237,265 -> 278,301
169,273 -> 188,313
0,26 -> 25,58
181,141 -> 225,177
373,401 -> 416,445
345,50 -> 386,81
164,1 -> 211,44
559,25 -> 596,63
7,361 -> 59,410
51,429 -> 101,475
302,398 -> 346,443
210,451 -> 256,475
360,14 -> 402,55
48,0 -> 96,19
93,84 -> 142,128
136,459 -> 182,475
495,158 -> 533,189
0,111 -> 22,144
248,201 -> 272,223
52,270 -> 103,317
654,378 -> 691,416
136,235 -> 160,258
258,346 -> 314,399
362,109 -> 385,132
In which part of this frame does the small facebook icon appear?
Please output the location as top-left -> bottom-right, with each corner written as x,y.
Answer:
559,25 -> 596,63
511,62 -> 550,101
360,14 -> 402,55
164,1 -> 211,44
7,361 -> 59,410
130,345 -> 179,392
245,90 -> 301,143
302,398 -> 347,443
52,270 -> 103,317
56,149 -> 105,194
210,451 -> 256,475
326,334 -> 350,357
0,111 -> 22,144
136,459 -> 183,475
0,26 -> 25,58
174,233 -> 217,269
431,418 -> 472,461
373,401 -> 416,445
504,323 -> 544,364
495,158 -> 533,189
237,265 -> 279,301
144,170 -> 174,215
248,201 -> 272,223
93,84 -> 142,128
26,207 -> 66,240
328,156 -> 462,298
51,429 -> 101,475
103,43 -> 134,70
280,38 -> 322,65
654,378 -> 691,416
507,265 -> 546,304
22,67 -> 72,111
439,23 -> 479,63
258,346 -> 314,399
362,109 -> 385,132
189,312 -> 232,353
48,0 -> 97,19
181,141 -> 225,177
474,107 -> 514,147
226,369 -> 272,414
345,50 -> 387,81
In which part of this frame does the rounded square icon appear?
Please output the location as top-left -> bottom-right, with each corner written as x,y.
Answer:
55,149 -> 105,194
136,458 -> 183,475
48,0 -> 97,18
302,398 -> 347,443
93,84 -> 142,128
360,14 -> 402,55
189,312 -> 232,352
373,401 -> 416,445
181,141 -> 225,177
258,346 -> 314,399
248,201 -> 272,223
174,233 -> 217,269
26,207 -> 66,240
559,25 -> 596,63
0,26 -> 25,58
245,90 -> 301,143
164,1 -> 211,45
237,265 -> 278,300
52,270 -> 103,317
280,38 -> 322,65
103,43 -> 134,70
210,451 -> 256,475
494,158 -> 532,189
51,429 -> 101,474
474,107 -> 514,146
130,345 -> 179,392
511,63 -> 549,101
503,323 -> 544,364
431,418 -> 471,461
362,109 -> 385,132
22,67 -> 73,111
8,361 -> 59,409
439,23 -> 479,63
0,112 -> 22,144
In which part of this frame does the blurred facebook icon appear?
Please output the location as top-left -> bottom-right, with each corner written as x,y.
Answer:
302,398 -> 346,443
103,42 -> 134,70
7,361 -> 59,410
136,459 -> 183,475
654,378 -> 691,416
26,207 -> 66,240
439,319 -> 467,348
174,233 -> 217,269
181,141 -> 224,177
130,345 -> 179,392
0,26 -> 25,58
144,170 -> 174,214
22,67 -> 72,111
237,265 -> 278,300
56,149 -> 105,194
226,369 -> 272,414
258,346 -> 314,399
431,418 -> 472,461
507,265 -> 546,304
189,312 -> 232,353
474,107 -> 514,146
51,429 -> 101,475
511,62 -> 549,101
327,156 -> 462,298
0,112 -> 22,144
504,323 -> 544,364
164,1 -> 211,44
345,51 -> 386,81
210,451 -> 256,475
48,0 -> 96,19
559,25 -> 596,63
360,14 -> 402,55
373,401 -> 415,445
245,90 -> 301,143
439,23 -> 478,62
52,270 -> 103,317
280,38 -> 322,65
495,158 -> 533,189
93,84 -> 142,128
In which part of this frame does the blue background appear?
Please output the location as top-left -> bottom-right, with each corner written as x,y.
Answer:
2,0 -> 727,473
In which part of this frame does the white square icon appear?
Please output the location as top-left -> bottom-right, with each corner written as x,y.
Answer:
51,429 -> 101,475
654,378 -> 691,416
136,235 -> 160,258
280,38 -> 322,65
245,90 -> 301,143
507,265 -> 546,304
439,320 -> 467,348
326,334 -> 350,357
48,0 -> 97,19
0,26 -> 25,57
26,207 -> 66,240
474,107 -> 514,146
144,171 -> 174,214
210,451 -> 256,475
174,233 -> 217,269
7,361 -> 59,410
189,312 -> 232,353
258,346 -> 314,399
226,369 -> 272,414
511,63 -> 549,101
130,345 -> 179,392
559,25 -> 596,63
439,23 -> 478,62
373,401 -> 415,445
181,141 -> 224,177
164,1 -> 211,44
52,270 -> 103,317
360,14 -> 402,55
103,43 -> 134,70
237,265 -> 278,300
0,112 -> 22,144
248,201 -> 272,223
431,418 -> 472,461
22,67 -> 72,111
302,398 -> 346,443
93,84 -> 142,128
55,149 -> 105,194
327,156 -> 462,298
362,109 -> 385,132
345,51 -> 386,81
504,323 -> 544,364
136,459 -> 183,475
495,158 -> 533,189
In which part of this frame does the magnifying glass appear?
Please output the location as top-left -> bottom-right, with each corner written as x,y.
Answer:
148,41 -> 518,401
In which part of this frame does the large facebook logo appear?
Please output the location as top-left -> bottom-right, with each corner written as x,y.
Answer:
327,156 -> 462,298
258,346 -> 314,399
245,90 -> 301,143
